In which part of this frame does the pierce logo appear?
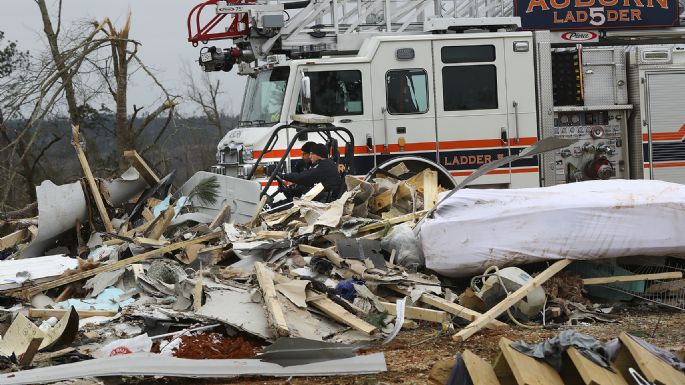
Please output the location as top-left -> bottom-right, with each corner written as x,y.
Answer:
561,31 -> 598,42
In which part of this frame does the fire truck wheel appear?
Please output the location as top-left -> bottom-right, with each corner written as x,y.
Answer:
365,156 -> 456,189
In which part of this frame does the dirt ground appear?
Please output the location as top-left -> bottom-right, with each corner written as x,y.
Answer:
134,304 -> 685,385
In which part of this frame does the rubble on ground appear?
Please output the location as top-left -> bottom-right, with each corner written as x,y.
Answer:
1,148 -> 684,384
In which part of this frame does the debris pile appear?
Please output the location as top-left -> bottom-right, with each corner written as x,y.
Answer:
1,137 -> 685,383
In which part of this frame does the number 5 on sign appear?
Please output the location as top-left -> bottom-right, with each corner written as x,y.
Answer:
589,7 -> 606,26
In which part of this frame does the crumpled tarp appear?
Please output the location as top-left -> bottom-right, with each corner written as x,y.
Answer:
510,330 -> 611,371
420,180 -> 685,277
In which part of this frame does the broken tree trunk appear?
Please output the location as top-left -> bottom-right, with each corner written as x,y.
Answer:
453,259 -> 573,341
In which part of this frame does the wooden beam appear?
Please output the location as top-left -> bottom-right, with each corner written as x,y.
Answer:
0,229 -> 29,251
462,350 -> 502,385
566,346 -> 628,385
498,337 -> 565,385
388,286 -> 507,330
453,259 -> 572,342
71,125 -> 113,233
357,210 -> 428,233
193,275 -> 203,312
28,308 -> 118,319
10,232 -> 220,299
371,189 -> 393,212
123,149 -> 160,186
380,301 -> 449,323
615,332 -> 685,385
582,272 -> 683,285
297,244 -> 343,267
208,204 -> 230,229
306,292 -> 377,335
254,262 -> 290,337
422,170 -> 438,209
18,337 -> 44,368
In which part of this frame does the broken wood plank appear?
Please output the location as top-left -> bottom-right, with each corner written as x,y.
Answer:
371,189 -> 393,212
566,346 -> 628,385
12,232 -> 221,299
134,237 -> 169,247
0,229 -> 29,251
28,308 -> 118,319
388,286 -> 507,330
254,262 -> 290,337
301,183 -> 324,201
380,301 -> 449,323
208,204 -> 230,229
615,332 -> 685,385
422,170 -> 438,209
498,337 -> 565,385
453,259 -> 573,342
357,210 -> 428,233
582,272 -> 683,285
248,196 -> 268,228
145,206 -> 175,240
297,244 -> 343,268
72,125 -> 113,233
462,349 -> 502,385
255,230 -> 289,240
123,149 -> 160,186
18,337 -> 43,368
306,291 -> 376,335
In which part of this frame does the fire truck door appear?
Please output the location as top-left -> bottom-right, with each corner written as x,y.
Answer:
432,38 -> 511,186
370,41 -> 437,168
643,71 -> 685,184
293,64 -> 373,174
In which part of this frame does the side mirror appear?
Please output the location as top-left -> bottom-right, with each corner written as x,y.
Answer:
300,73 -> 311,114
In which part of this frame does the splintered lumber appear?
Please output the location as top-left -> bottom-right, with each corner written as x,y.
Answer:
0,229 -> 29,251
614,332 -> 685,385
248,196 -> 268,228
134,237 -> 169,247
146,206 -> 175,240
453,259 -> 573,341
380,301 -> 449,323
388,286 -> 507,330
298,244 -> 343,267
72,125 -> 114,233
123,149 -> 160,186
18,337 -> 44,368
566,346 -> 628,385
28,308 -> 118,319
371,189 -> 393,212
357,210 -> 428,233
497,337 -> 565,385
422,170 -> 438,209
12,232 -> 220,299
306,291 -> 377,335
462,350 -> 502,385
254,262 -> 290,337
582,272 -> 683,285
209,205 -> 230,229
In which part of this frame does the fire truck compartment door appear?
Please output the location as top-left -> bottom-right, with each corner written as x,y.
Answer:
432,38 -> 511,186
644,71 -> 685,184
370,40 -> 438,169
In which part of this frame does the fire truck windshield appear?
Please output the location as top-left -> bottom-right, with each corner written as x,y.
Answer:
239,67 -> 290,126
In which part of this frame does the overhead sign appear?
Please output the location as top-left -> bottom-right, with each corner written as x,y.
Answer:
551,30 -> 600,43
515,0 -> 680,30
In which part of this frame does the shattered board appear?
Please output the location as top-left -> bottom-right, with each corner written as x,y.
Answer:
421,180 -> 685,277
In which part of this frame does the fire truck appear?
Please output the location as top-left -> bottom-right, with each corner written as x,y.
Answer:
186,0 -> 685,207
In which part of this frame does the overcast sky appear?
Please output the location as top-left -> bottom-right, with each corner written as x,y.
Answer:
0,0 -> 246,116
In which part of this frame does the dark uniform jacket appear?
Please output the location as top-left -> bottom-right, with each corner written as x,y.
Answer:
282,158 -> 343,200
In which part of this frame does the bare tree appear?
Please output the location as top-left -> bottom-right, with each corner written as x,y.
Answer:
183,63 -> 228,138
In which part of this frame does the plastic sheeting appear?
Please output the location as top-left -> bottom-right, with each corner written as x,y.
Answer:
420,180 -> 685,277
